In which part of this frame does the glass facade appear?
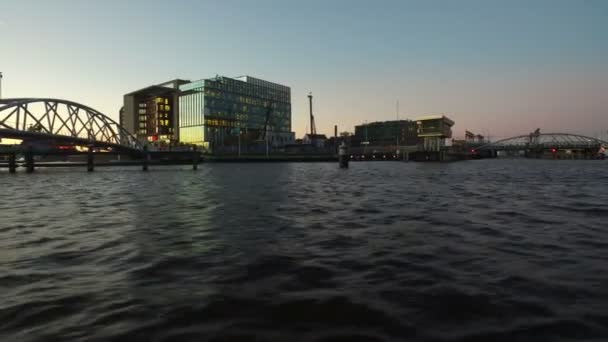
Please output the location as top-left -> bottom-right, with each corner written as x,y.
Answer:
355,120 -> 419,146
179,81 -> 206,146
178,76 -> 293,151
416,116 -> 454,138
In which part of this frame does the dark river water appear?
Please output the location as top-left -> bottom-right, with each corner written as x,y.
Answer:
1,160 -> 608,341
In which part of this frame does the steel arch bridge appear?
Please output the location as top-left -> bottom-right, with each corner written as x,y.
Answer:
0,98 -> 142,152
477,133 -> 607,151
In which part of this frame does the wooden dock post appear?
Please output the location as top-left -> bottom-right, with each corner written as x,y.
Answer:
8,153 -> 16,173
25,145 -> 35,173
87,144 -> 95,172
142,145 -> 149,171
338,142 -> 349,168
192,146 -> 199,170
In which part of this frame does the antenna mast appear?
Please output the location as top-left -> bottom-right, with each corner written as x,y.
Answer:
396,100 -> 399,121
308,92 -> 316,135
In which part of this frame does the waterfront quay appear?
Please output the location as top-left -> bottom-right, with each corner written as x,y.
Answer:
0,144 -> 201,172
1,98 -> 606,173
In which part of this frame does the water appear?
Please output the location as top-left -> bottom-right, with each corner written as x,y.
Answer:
1,160 -> 608,341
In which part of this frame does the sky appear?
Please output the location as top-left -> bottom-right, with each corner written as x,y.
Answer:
0,0 -> 607,140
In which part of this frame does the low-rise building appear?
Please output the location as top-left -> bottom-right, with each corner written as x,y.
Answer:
354,120 -> 419,146
302,133 -> 327,148
416,115 -> 454,151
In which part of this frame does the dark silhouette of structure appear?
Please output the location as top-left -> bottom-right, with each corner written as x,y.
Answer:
0,98 -> 141,152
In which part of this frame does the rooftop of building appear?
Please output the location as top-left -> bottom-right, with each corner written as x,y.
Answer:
127,76 -> 291,95
415,115 -> 455,126
234,75 -> 290,90
356,119 -> 415,126
304,133 -> 328,139
158,79 -> 192,88
183,75 -> 290,91
125,79 -> 191,97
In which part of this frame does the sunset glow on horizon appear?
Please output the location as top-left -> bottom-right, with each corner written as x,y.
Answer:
1,0 -> 606,140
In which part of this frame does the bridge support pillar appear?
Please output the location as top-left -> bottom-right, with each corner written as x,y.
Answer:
192,146 -> 199,170
87,145 -> 94,172
142,145 -> 149,171
25,145 -> 35,173
8,153 -> 17,173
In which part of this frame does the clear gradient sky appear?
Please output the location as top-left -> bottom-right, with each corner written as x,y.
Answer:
1,0 -> 607,140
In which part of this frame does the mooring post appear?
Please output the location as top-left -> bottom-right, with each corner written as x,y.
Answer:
192,145 -> 199,170
25,145 -> 35,173
8,152 -> 16,173
87,144 -> 95,172
142,145 -> 149,171
338,142 -> 349,168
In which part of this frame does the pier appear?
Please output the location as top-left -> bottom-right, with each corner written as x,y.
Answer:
0,145 -> 201,172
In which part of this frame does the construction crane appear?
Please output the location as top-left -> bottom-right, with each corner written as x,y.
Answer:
258,102 -> 273,141
308,92 -> 316,136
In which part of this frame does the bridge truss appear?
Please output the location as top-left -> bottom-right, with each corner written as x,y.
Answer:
0,98 -> 141,151
477,133 -> 607,151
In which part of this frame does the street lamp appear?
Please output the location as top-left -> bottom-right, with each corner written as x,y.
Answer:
0,72 -> 3,100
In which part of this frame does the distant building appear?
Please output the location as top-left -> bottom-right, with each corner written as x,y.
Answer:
416,115 -> 454,151
302,133 -> 327,148
465,130 -> 485,143
452,130 -> 486,152
122,79 -> 190,144
354,120 -> 419,146
179,76 -> 294,152
122,76 -> 295,152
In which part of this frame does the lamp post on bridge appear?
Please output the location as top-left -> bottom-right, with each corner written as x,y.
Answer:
0,72 -> 3,100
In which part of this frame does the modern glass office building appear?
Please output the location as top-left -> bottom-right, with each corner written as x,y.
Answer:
179,76 -> 294,152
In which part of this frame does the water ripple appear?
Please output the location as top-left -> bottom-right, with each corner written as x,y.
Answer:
1,160 -> 608,341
